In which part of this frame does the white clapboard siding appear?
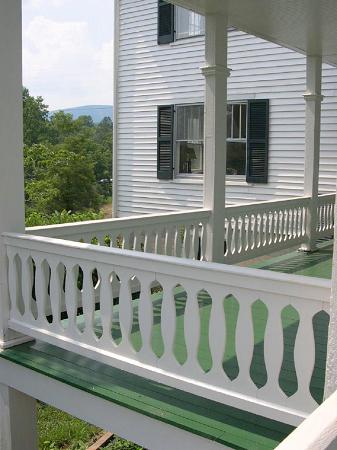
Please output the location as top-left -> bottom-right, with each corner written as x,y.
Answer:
116,0 -> 337,216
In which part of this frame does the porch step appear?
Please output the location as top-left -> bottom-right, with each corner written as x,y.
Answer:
0,340 -> 294,449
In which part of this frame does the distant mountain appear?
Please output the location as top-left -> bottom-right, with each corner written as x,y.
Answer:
51,105 -> 113,123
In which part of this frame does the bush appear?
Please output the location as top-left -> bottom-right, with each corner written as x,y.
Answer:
26,209 -> 104,227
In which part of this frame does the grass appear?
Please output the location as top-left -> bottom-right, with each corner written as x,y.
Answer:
38,403 -> 143,450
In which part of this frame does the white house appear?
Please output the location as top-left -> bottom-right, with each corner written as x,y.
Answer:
113,0 -> 337,217
2,1 -> 337,449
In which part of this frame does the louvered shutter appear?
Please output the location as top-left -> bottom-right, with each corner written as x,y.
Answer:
157,105 -> 174,180
246,99 -> 269,183
158,0 -> 174,44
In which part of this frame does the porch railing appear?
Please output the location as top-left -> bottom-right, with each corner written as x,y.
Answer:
26,194 -> 335,264
4,232 -> 331,426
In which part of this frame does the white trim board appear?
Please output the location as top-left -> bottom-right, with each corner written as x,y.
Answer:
0,358 -> 229,450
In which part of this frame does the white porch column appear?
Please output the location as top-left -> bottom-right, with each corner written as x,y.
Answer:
302,55 -> 323,252
0,384 -> 38,450
0,0 -> 29,348
202,13 -> 229,263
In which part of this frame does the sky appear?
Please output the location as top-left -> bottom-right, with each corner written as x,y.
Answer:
22,0 -> 114,111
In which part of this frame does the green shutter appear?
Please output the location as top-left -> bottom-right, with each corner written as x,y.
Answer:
246,99 -> 269,183
158,0 -> 174,44
157,105 -> 174,180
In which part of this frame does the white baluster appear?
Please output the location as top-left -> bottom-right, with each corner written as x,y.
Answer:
208,286 -> 229,384
98,266 -> 115,347
259,299 -> 287,402
182,283 -> 203,375
192,223 -> 200,260
64,262 -> 80,337
116,269 -> 134,355
183,225 -> 191,259
165,226 -> 174,256
159,278 -> 179,370
283,209 -> 289,242
81,262 -> 97,343
34,255 -> 49,326
291,303 -> 319,411
21,254 -> 35,322
7,249 -> 21,320
138,273 -> 156,364
48,258 -> 64,333
200,221 -> 207,261
232,293 -> 256,393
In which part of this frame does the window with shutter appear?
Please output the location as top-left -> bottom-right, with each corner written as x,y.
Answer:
246,99 -> 269,183
157,105 -> 174,179
158,0 -> 174,44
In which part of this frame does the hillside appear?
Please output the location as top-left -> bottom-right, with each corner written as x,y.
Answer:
51,105 -> 113,123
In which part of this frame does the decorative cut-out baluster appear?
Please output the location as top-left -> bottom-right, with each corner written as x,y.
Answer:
278,211 -> 283,242
64,263 -> 80,337
34,256 -> 50,326
192,223 -> 200,260
291,303 -> 319,410
260,299 -> 287,401
98,266 -> 114,347
183,283 -> 202,375
262,213 -> 267,247
208,287 -> 228,383
138,273 -> 156,363
159,279 -> 178,369
48,258 -> 64,332
200,222 -> 207,261
21,254 -> 35,322
81,262 -> 97,343
165,226 -> 174,256
226,219 -> 234,257
117,269 -> 134,355
233,293 -> 256,393
7,249 -> 21,320
184,225 -> 192,259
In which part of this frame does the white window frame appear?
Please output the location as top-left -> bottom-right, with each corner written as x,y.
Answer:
175,6 -> 205,41
174,103 -> 204,179
226,101 -> 248,180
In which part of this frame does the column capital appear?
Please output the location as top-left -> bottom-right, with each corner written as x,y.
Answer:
201,65 -> 231,78
303,92 -> 324,102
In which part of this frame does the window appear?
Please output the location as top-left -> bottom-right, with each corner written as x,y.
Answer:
158,1 -> 204,44
157,100 -> 269,183
226,103 -> 247,176
175,7 -> 205,40
176,104 -> 204,175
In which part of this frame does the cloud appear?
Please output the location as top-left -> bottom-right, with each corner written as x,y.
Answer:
23,15 -> 114,110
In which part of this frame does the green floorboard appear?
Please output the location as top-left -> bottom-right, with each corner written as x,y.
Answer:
0,240 -> 333,449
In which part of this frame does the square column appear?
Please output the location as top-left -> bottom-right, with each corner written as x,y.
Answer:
302,55 -> 323,252
202,14 -> 230,263
0,0 -> 30,348
0,384 -> 38,450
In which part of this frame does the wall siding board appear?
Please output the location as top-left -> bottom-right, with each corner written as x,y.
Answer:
116,0 -> 337,216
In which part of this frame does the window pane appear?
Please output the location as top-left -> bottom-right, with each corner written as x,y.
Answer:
179,142 -> 203,174
241,104 -> 247,139
226,142 -> 246,175
232,104 -> 240,139
176,7 -> 205,39
177,105 -> 204,141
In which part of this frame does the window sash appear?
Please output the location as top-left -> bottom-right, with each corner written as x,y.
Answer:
175,6 -> 205,39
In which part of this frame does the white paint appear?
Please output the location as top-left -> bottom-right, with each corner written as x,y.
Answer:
3,231 -> 331,425
202,13 -> 229,263
303,55 -> 323,251
0,0 -> 31,349
276,388 -> 337,450
0,383 -> 37,450
115,0 -> 337,217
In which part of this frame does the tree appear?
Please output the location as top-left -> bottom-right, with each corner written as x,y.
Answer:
23,87 -> 50,146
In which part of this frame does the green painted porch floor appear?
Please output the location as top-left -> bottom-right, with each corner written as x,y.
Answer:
0,240 -> 333,449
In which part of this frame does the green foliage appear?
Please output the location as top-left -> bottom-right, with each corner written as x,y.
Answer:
26,209 -> 104,227
23,88 -> 113,219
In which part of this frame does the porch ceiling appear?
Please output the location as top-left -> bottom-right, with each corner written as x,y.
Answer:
170,0 -> 337,67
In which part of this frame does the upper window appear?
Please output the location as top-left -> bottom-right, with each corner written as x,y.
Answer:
175,7 -> 205,40
158,1 -> 204,44
226,103 -> 247,176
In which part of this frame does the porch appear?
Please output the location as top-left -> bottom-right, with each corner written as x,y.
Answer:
0,224 -> 332,449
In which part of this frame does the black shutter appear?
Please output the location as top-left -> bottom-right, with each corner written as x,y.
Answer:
158,0 -> 174,44
246,99 -> 269,183
157,105 -> 174,180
